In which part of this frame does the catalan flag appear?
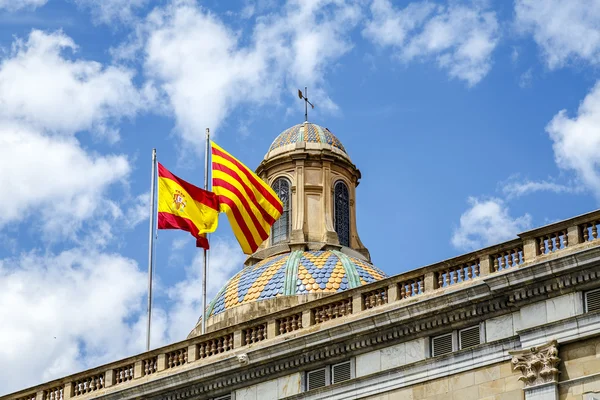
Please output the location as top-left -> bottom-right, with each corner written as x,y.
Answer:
211,141 -> 283,254
157,163 -> 219,249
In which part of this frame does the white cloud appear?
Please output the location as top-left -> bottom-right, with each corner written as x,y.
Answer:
546,81 -> 600,199
0,248 -> 147,394
515,0 -> 600,69
451,197 -> 532,251
501,177 -> 578,199
117,0 -> 361,149
0,30 -> 148,140
0,121 -> 130,238
0,0 -> 47,11
363,0 -> 500,86
518,68 -> 533,88
72,0 -> 148,25
165,238 -> 245,341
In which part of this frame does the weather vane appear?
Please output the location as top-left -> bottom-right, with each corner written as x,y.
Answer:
298,87 -> 314,122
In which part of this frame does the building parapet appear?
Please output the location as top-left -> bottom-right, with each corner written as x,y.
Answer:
5,208 -> 600,400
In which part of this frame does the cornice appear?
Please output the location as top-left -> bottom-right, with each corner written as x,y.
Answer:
96,247 -> 600,400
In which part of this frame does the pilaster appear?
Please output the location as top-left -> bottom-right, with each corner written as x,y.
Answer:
267,320 -> 277,339
187,344 -> 198,363
234,330 -> 243,349
134,361 -> 143,379
509,340 -> 560,400
302,309 -> 312,328
424,271 -> 437,292
157,354 -> 166,372
567,225 -> 582,246
479,255 -> 493,276
388,283 -> 399,302
105,370 -> 114,388
523,238 -> 538,261
352,293 -> 363,313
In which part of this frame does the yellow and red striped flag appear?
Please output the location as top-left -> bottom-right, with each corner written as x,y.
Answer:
211,141 -> 283,254
157,163 -> 219,249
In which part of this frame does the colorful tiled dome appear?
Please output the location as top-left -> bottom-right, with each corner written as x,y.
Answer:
206,250 -> 387,317
268,122 -> 346,154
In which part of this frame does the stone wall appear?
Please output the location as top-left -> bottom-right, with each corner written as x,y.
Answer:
559,336 -> 600,399
362,361 -> 524,400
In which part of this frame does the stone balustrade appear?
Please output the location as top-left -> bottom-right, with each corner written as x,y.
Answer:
362,287 -> 387,309
398,277 -> 423,299
113,365 -> 134,385
73,374 -> 104,397
243,324 -> 266,345
165,348 -> 187,369
141,356 -> 157,376
492,245 -> 524,272
6,209 -> 600,400
198,333 -> 233,358
276,313 -> 302,335
312,298 -> 352,323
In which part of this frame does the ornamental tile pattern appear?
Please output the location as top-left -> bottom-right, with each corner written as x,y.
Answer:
208,250 -> 386,316
268,123 -> 347,153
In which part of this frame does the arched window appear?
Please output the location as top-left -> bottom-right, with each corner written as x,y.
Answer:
272,177 -> 291,244
334,181 -> 350,247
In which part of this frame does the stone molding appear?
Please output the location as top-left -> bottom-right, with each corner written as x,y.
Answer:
6,238 -> 600,400
510,341 -> 560,388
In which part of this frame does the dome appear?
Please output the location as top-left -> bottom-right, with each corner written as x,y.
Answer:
206,250 -> 387,318
268,122 -> 346,154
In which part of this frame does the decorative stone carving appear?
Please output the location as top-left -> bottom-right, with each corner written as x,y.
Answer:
237,354 -> 249,365
509,340 -> 560,387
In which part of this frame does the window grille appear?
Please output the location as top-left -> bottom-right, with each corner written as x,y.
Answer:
213,395 -> 232,400
459,326 -> 481,349
585,288 -> 600,313
432,333 -> 453,357
334,181 -> 350,247
331,361 -> 352,384
307,368 -> 327,391
272,178 -> 291,244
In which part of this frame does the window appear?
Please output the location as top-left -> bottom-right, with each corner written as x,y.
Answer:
271,178 -> 291,244
431,325 -> 482,357
213,395 -> 232,400
305,360 -> 353,391
585,288 -> 600,313
334,181 -> 350,247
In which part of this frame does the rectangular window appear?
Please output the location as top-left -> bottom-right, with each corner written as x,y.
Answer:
213,395 -> 232,400
459,326 -> 481,350
585,288 -> 600,313
331,361 -> 352,384
305,360 -> 354,391
431,333 -> 453,357
307,368 -> 328,391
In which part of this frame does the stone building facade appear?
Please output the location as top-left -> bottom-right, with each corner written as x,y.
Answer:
4,122 -> 600,400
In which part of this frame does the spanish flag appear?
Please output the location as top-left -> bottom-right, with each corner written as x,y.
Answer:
157,163 -> 219,249
211,141 -> 283,254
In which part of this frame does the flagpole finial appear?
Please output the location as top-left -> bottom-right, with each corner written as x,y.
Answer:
298,87 -> 314,123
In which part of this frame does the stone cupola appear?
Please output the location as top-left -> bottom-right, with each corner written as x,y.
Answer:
249,121 -> 371,264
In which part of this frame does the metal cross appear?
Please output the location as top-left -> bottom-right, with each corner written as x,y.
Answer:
298,87 -> 314,122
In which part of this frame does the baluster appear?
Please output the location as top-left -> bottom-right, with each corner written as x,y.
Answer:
584,224 -> 590,241
539,237 -> 546,254
400,283 -> 406,299
438,273 -> 443,288
589,223 -> 596,239
493,256 -> 499,272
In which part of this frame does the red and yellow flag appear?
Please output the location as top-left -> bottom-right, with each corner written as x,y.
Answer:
211,141 -> 283,254
157,163 -> 219,249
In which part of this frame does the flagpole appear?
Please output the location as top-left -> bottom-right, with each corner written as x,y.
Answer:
202,128 -> 210,335
146,148 -> 157,351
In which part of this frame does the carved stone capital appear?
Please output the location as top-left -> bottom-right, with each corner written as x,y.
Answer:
509,340 -> 560,387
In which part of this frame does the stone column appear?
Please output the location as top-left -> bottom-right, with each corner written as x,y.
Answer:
479,255 -> 493,276
509,340 -> 560,400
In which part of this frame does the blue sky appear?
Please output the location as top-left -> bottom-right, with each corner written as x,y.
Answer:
1,0 -> 600,394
